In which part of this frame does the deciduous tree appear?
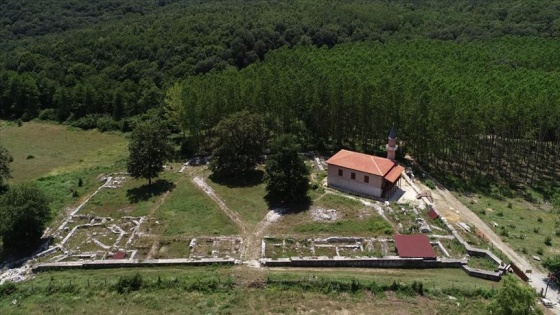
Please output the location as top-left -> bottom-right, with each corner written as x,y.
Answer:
487,275 -> 542,315
210,111 -> 267,178
264,134 -> 310,203
0,183 -> 50,249
0,145 -> 12,189
126,119 -> 173,185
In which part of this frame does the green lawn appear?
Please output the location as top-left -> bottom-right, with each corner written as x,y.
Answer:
0,267 -> 501,315
456,192 -> 559,264
0,121 -> 127,182
80,172 -> 180,219
155,177 -> 240,237
268,193 -> 394,237
206,174 -> 269,226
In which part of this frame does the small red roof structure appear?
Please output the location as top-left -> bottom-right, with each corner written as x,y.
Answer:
326,149 -> 405,180
393,234 -> 437,259
112,251 -> 127,260
427,208 -> 439,220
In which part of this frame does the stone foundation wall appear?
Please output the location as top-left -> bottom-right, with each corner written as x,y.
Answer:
261,257 -> 465,268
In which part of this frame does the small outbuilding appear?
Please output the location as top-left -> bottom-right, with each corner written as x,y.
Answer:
393,234 -> 437,260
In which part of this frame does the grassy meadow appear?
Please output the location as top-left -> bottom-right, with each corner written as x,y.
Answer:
457,192 -> 560,265
0,121 -> 128,182
0,267 -> 502,315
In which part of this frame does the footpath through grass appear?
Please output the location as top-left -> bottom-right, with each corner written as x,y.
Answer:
0,267 -> 500,315
0,120 -> 127,182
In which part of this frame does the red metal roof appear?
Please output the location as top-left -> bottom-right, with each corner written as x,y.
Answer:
112,251 -> 127,260
428,208 -> 439,220
393,234 -> 437,259
385,164 -> 405,183
326,149 -> 403,179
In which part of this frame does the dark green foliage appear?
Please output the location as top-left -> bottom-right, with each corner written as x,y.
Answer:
209,111 -> 267,179
264,134 -> 310,203
0,145 -> 12,188
126,119 -> 173,185
543,255 -> 560,275
114,273 -> 143,294
2,0 -> 560,124
0,282 -> 17,297
0,183 -> 51,249
545,236 -> 552,246
487,276 -> 541,315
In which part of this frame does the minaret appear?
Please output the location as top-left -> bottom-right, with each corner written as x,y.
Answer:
386,126 -> 398,161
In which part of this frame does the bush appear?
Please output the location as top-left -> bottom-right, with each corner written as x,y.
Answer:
114,273 -> 143,294
96,115 -> 120,132
537,247 -> 544,256
537,217 -> 543,223
70,114 -> 98,130
0,282 -> 17,297
38,109 -> 58,121
534,227 -> 540,234
545,236 -> 552,246
424,179 -> 436,189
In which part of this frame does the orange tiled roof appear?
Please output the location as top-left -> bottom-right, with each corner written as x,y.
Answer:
326,149 -> 403,179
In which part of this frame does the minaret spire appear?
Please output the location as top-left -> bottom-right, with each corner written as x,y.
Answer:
386,125 -> 398,160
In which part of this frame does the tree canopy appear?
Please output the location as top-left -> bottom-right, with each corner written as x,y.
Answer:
0,183 -> 50,249
264,134 -> 310,203
0,144 -> 12,189
209,111 -> 267,179
126,119 -> 173,185
487,276 -> 541,315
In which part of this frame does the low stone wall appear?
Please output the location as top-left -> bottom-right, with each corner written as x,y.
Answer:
462,265 -> 502,282
261,257 -> 465,269
32,258 -> 238,273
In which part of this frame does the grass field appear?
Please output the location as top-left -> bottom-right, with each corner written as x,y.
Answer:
457,192 -> 560,264
155,177 -> 240,237
206,172 -> 269,226
267,193 -> 394,237
0,121 -> 128,182
0,266 -> 503,315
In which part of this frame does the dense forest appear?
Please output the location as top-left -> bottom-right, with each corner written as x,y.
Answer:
1,0 -> 560,191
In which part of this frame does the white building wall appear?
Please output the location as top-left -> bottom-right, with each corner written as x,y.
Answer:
327,165 -> 383,198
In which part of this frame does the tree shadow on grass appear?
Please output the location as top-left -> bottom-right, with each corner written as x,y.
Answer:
265,195 -> 312,215
209,169 -> 264,188
126,179 -> 176,204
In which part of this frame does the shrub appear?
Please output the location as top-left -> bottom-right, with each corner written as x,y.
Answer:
38,109 -> 58,121
26,154 -> 34,159
545,236 -> 552,246
507,202 -> 512,208
0,282 -> 17,297
537,217 -> 543,223
537,247 -> 544,256
534,227 -> 540,234
114,273 -> 143,294
424,179 -> 436,189
96,115 -> 120,132
70,115 -> 98,130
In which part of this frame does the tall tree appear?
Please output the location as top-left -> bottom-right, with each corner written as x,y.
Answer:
126,119 -> 173,185
264,134 -> 310,203
487,276 -> 542,315
210,111 -> 267,178
0,144 -> 12,189
0,183 -> 50,249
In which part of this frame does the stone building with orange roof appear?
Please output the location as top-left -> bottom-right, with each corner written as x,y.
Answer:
326,127 -> 404,199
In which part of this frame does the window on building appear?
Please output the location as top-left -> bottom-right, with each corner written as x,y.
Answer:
364,175 -> 369,183
351,172 -> 356,180
338,169 -> 343,176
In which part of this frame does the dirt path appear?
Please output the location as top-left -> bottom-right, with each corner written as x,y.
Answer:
192,176 -> 249,234
430,185 -> 560,311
